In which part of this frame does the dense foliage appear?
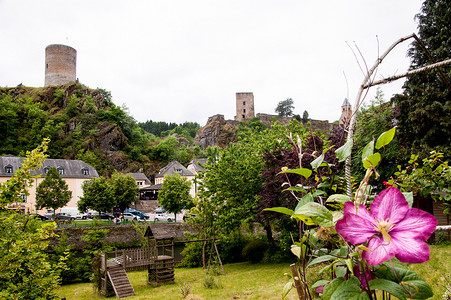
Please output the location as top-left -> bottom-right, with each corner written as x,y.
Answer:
0,139 -> 65,299
158,173 -> 193,222
0,83 -> 202,177
393,0 -> 450,160
36,166 -> 72,216
78,177 -> 115,214
139,120 -> 200,141
352,89 -> 400,187
109,172 -> 139,213
275,98 -> 295,117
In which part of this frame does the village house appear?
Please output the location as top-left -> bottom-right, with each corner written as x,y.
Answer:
0,155 -> 98,214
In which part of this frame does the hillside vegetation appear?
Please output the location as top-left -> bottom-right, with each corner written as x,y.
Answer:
0,83 -> 203,176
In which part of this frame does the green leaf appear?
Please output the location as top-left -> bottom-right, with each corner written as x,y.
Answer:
307,255 -> 335,267
291,244 -> 307,259
363,152 -> 381,169
279,168 -> 312,179
312,190 -> 326,197
296,193 -> 314,208
294,202 -> 333,227
263,207 -> 294,216
282,186 -> 307,194
282,281 -> 293,299
324,277 -> 368,300
312,279 -> 330,289
326,194 -> 351,204
402,192 -> 414,208
361,140 -> 374,163
369,279 -> 407,300
335,139 -> 353,162
374,264 -> 433,299
311,151 -> 325,170
375,127 -> 396,149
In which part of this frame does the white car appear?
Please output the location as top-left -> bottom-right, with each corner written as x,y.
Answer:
121,213 -> 142,221
154,213 -> 173,222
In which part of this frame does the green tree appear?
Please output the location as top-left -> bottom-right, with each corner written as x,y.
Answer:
393,0 -> 451,160
0,138 -> 66,299
275,98 -> 295,117
109,172 -> 139,213
36,166 -> 72,217
78,177 -> 115,215
158,173 -> 193,222
197,121 -> 310,235
302,110 -> 309,123
352,88 -> 400,186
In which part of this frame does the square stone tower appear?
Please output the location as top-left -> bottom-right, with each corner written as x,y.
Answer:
235,92 -> 255,122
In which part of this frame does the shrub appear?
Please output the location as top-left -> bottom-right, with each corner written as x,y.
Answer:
241,239 -> 269,263
180,240 -> 203,268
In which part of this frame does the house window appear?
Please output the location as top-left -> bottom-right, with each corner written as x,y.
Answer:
20,194 -> 27,202
176,169 -> 182,174
44,167 -> 50,174
57,167 -> 64,175
137,181 -> 143,186
5,165 -> 13,174
82,168 -> 89,175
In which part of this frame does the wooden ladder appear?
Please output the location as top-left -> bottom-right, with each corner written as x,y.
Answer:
107,266 -> 135,299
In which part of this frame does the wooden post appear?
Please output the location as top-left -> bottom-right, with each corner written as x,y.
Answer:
213,240 -> 225,275
290,263 -> 304,299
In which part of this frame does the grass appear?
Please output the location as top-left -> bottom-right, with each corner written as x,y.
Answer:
56,245 -> 451,300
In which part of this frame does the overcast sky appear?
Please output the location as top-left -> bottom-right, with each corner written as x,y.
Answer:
0,0 -> 424,126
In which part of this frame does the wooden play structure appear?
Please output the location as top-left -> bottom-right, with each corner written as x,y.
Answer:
99,225 -> 224,298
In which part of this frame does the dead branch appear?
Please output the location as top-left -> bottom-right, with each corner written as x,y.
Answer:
363,58 -> 451,89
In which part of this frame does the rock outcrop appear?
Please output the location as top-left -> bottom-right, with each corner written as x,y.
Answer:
194,114 -> 239,149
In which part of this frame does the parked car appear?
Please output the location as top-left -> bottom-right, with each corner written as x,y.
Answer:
154,213 -> 173,222
30,214 -> 49,221
99,212 -> 114,220
87,212 -> 114,220
129,211 -> 150,220
120,213 -> 142,221
54,212 -> 75,221
183,213 -> 196,222
155,206 -> 166,214
75,212 -> 90,220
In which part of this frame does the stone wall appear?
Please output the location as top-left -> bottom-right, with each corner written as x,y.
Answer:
51,223 -> 194,250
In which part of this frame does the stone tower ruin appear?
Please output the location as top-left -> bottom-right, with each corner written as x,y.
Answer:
44,44 -> 77,87
234,92 -> 255,122
339,98 -> 352,127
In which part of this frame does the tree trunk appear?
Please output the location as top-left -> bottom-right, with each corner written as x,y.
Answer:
264,223 -> 276,247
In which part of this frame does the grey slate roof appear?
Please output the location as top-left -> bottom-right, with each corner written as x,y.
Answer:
139,184 -> 162,191
188,158 -> 208,173
154,160 -> 194,178
342,98 -> 351,107
0,155 -> 99,179
127,172 -> 151,184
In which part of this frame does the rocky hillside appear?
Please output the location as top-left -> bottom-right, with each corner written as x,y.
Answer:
194,113 -> 338,149
0,83 -> 193,177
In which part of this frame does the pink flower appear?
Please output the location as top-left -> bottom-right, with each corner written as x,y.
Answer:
335,187 -> 437,265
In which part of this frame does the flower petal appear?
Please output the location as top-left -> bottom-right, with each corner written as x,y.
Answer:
392,208 -> 437,241
390,231 -> 431,263
371,187 -> 409,224
335,202 -> 377,244
363,236 -> 396,265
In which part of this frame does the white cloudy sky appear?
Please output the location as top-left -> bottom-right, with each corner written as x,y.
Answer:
0,0 -> 424,126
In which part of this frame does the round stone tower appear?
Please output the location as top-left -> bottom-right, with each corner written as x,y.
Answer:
44,44 -> 77,87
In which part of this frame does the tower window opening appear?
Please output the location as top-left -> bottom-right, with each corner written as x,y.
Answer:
243,101 -> 246,105
242,114 -> 245,119
243,109 -> 246,113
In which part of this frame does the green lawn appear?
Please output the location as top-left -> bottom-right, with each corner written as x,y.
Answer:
56,245 -> 451,300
